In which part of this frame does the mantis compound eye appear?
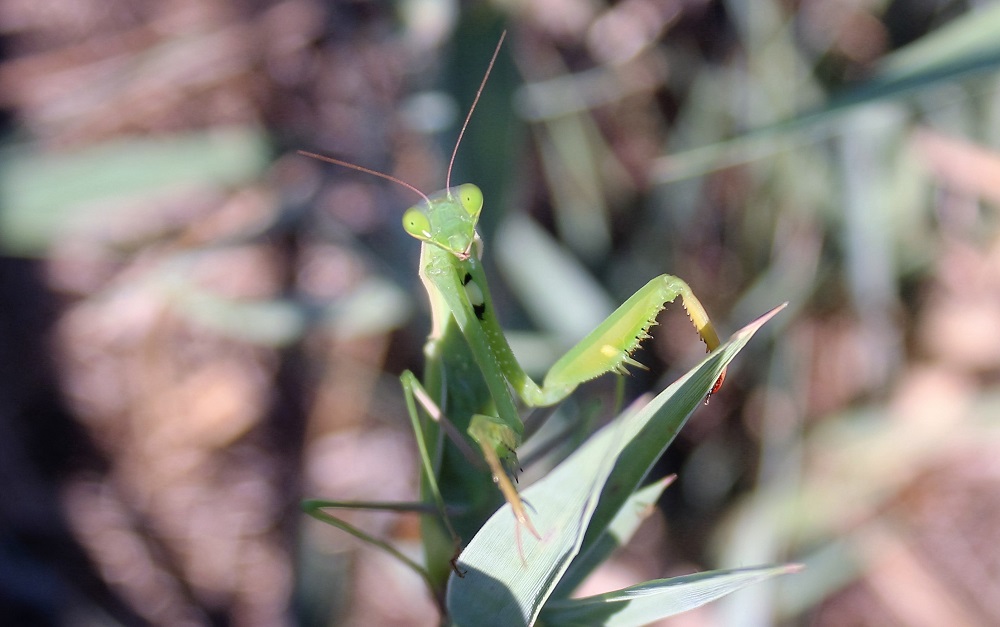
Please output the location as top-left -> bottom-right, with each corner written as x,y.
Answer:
457,184 -> 483,217
403,207 -> 431,239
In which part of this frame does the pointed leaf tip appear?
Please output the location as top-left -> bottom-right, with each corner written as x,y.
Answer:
732,302 -> 787,341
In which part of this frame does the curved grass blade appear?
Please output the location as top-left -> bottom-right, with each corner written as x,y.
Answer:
654,5 -> 1000,183
539,564 -> 803,626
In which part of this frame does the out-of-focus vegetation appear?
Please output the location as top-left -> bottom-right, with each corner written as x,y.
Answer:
2,1 -> 1000,625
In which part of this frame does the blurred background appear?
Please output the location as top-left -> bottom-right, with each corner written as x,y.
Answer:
2,0 -> 1000,625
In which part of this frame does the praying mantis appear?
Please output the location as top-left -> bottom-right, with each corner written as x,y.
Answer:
301,32 -> 726,600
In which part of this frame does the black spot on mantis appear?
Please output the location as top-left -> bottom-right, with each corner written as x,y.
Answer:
462,272 -> 487,321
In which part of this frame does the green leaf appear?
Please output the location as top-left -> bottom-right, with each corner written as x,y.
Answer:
538,564 -> 803,626
550,476 -> 674,600
496,213 -> 615,350
0,128 -> 269,255
162,272 -> 411,346
446,304 -> 786,626
877,4 -> 1000,81
653,4 -> 1000,183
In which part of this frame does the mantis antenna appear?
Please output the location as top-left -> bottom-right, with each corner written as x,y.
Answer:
299,30 -> 507,203
296,151 -> 432,206
445,30 -> 507,192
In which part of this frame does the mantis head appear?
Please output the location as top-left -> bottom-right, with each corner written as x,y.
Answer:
402,184 -> 484,260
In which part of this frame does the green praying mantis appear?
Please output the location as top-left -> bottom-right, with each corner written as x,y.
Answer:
300,32 -> 726,599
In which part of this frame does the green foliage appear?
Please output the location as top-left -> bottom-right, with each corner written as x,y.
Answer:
0,129 -> 268,255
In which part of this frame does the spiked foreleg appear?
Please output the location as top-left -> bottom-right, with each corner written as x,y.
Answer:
539,275 -> 726,398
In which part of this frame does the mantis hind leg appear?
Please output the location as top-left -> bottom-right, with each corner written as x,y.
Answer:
301,498 -> 438,592
400,370 -> 466,551
298,373 -> 470,606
